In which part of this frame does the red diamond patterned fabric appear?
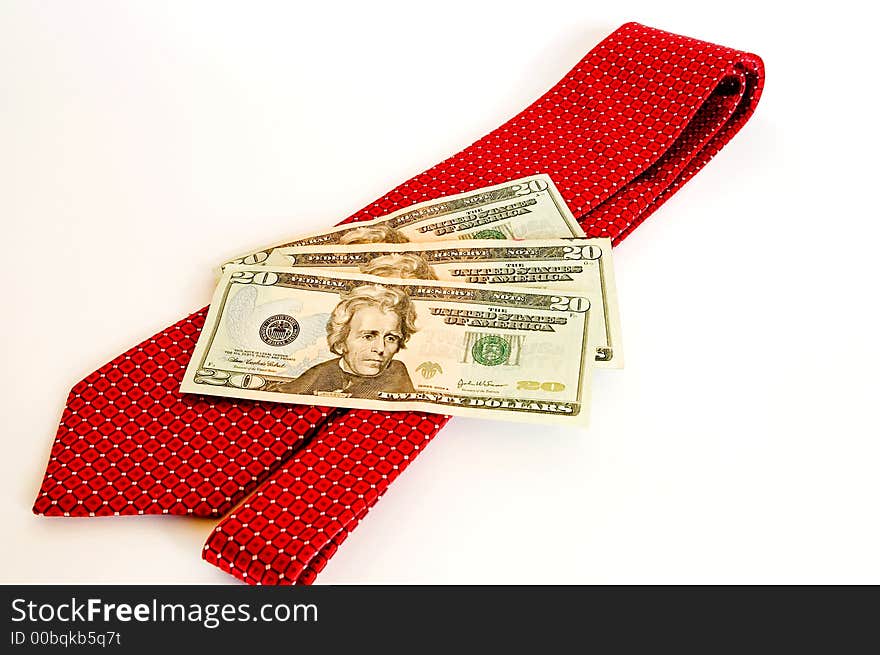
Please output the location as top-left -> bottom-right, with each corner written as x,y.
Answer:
33,22 -> 764,583
204,410 -> 447,584
32,304 -> 339,517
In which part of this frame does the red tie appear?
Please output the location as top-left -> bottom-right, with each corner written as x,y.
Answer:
33,22 -> 763,582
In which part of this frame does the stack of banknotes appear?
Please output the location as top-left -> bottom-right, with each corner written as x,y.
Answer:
180,175 -> 622,426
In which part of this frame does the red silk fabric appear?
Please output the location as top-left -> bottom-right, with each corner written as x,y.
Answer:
33,23 -> 763,584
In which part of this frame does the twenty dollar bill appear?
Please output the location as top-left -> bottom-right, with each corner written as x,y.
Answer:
264,238 -> 622,367
220,174 -> 584,269
181,265 -> 595,426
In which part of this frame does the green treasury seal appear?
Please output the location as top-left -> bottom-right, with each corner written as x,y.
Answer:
471,335 -> 510,366
472,229 -> 506,239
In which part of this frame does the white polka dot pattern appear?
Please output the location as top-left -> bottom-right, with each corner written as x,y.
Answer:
204,409 -> 446,584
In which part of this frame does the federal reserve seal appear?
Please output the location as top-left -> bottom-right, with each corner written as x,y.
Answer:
471,335 -> 510,366
259,314 -> 300,346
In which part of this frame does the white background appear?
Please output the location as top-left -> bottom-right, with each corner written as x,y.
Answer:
2,1 -> 878,584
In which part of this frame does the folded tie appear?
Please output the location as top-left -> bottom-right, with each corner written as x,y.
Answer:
34,22 -> 764,581
202,22 -> 765,583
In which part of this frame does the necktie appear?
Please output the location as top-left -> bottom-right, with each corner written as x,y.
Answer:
33,22 -> 764,582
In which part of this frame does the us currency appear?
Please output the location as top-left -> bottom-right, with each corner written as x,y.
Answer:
264,238 -> 622,367
181,265 -> 595,426
220,174 -> 584,269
